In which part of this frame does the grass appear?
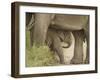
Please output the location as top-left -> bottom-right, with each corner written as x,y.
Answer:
26,31 -> 59,67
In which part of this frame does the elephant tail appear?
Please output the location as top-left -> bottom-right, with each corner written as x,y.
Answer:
72,29 -> 86,43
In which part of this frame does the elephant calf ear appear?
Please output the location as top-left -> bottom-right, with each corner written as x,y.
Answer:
45,35 -> 52,47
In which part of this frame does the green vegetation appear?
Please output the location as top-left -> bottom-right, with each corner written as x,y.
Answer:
26,31 -> 58,67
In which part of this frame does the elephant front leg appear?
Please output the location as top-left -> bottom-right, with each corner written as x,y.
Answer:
33,13 -> 52,46
71,30 -> 84,64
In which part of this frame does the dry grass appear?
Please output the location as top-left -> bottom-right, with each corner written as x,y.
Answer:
26,31 -> 59,67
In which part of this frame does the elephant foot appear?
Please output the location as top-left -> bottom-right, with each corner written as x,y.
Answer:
70,58 -> 83,64
84,58 -> 89,64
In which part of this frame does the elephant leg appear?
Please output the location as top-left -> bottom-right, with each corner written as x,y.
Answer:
83,22 -> 89,64
30,27 -> 34,47
33,13 -> 52,46
84,31 -> 89,64
53,37 -> 65,64
71,30 -> 84,64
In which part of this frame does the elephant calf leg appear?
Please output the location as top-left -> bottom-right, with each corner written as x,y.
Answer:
71,30 -> 84,64
53,37 -> 65,64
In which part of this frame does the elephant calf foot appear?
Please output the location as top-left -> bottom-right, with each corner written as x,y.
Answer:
60,58 -> 66,64
70,58 -> 83,64
60,61 -> 65,64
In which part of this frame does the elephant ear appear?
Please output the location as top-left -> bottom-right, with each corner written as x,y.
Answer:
26,13 -> 32,26
26,14 -> 35,30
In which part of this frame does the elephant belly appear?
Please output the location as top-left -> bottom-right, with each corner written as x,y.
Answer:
51,14 -> 88,30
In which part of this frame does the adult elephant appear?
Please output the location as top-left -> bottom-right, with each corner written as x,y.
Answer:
26,13 -> 89,64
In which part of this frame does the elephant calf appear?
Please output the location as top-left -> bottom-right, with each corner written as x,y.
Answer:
45,28 -> 72,64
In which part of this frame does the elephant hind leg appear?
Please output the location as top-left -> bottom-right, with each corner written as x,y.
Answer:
84,30 -> 89,64
71,30 -> 84,64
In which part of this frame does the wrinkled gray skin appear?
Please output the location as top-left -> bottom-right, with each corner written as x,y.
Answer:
26,13 -> 89,64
